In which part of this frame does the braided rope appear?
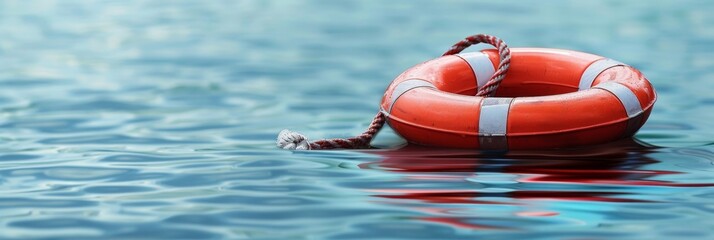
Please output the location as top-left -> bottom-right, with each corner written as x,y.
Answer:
277,34 -> 510,150
277,112 -> 385,150
442,34 -> 511,97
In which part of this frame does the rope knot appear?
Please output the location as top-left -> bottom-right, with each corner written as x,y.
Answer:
277,129 -> 311,150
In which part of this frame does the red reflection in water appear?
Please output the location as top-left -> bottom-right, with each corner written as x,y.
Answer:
371,189 -> 507,205
359,138 -> 714,230
419,216 -> 505,230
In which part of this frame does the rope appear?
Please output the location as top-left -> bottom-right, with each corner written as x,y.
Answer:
277,34 -> 511,150
442,34 -> 511,97
277,112 -> 386,150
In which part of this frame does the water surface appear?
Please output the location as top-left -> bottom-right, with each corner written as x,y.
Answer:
1,1 -> 714,239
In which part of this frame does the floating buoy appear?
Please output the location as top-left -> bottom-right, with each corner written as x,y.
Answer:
278,34 -> 656,150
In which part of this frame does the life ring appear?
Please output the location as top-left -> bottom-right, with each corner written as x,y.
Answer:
380,48 -> 657,150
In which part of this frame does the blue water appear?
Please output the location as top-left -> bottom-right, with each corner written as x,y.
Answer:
1,1 -> 713,239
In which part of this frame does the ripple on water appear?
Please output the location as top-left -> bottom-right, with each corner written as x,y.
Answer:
0,154 -> 41,161
0,118 -> 116,133
2,167 -> 132,181
39,134 -> 209,145
0,198 -> 97,209
0,78 -> 64,87
31,99 -> 154,113
158,170 -> 277,187
228,184 -> 326,192
189,195 -> 320,206
7,218 -> 221,239
82,186 -> 155,194
100,154 -> 210,163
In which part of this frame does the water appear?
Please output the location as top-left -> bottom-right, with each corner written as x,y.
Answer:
1,0 -> 713,239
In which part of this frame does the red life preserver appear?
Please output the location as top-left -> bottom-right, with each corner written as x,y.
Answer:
380,48 -> 656,150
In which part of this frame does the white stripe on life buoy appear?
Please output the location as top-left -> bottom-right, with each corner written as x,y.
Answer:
387,79 -> 435,114
579,58 -> 625,90
479,97 -> 513,135
595,81 -> 643,118
478,97 -> 513,150
457,52 -> 496,89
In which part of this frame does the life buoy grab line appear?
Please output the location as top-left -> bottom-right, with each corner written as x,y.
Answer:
380,48 -> 656,150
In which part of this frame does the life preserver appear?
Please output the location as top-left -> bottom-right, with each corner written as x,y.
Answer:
380,48 -> 657,150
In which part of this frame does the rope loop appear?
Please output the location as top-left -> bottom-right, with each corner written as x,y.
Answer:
442,34 -> 511,97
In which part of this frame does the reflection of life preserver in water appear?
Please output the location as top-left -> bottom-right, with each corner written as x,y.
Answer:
362,139 -> 663,187
358,139 -> 714,229
380,48 -> 656,150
